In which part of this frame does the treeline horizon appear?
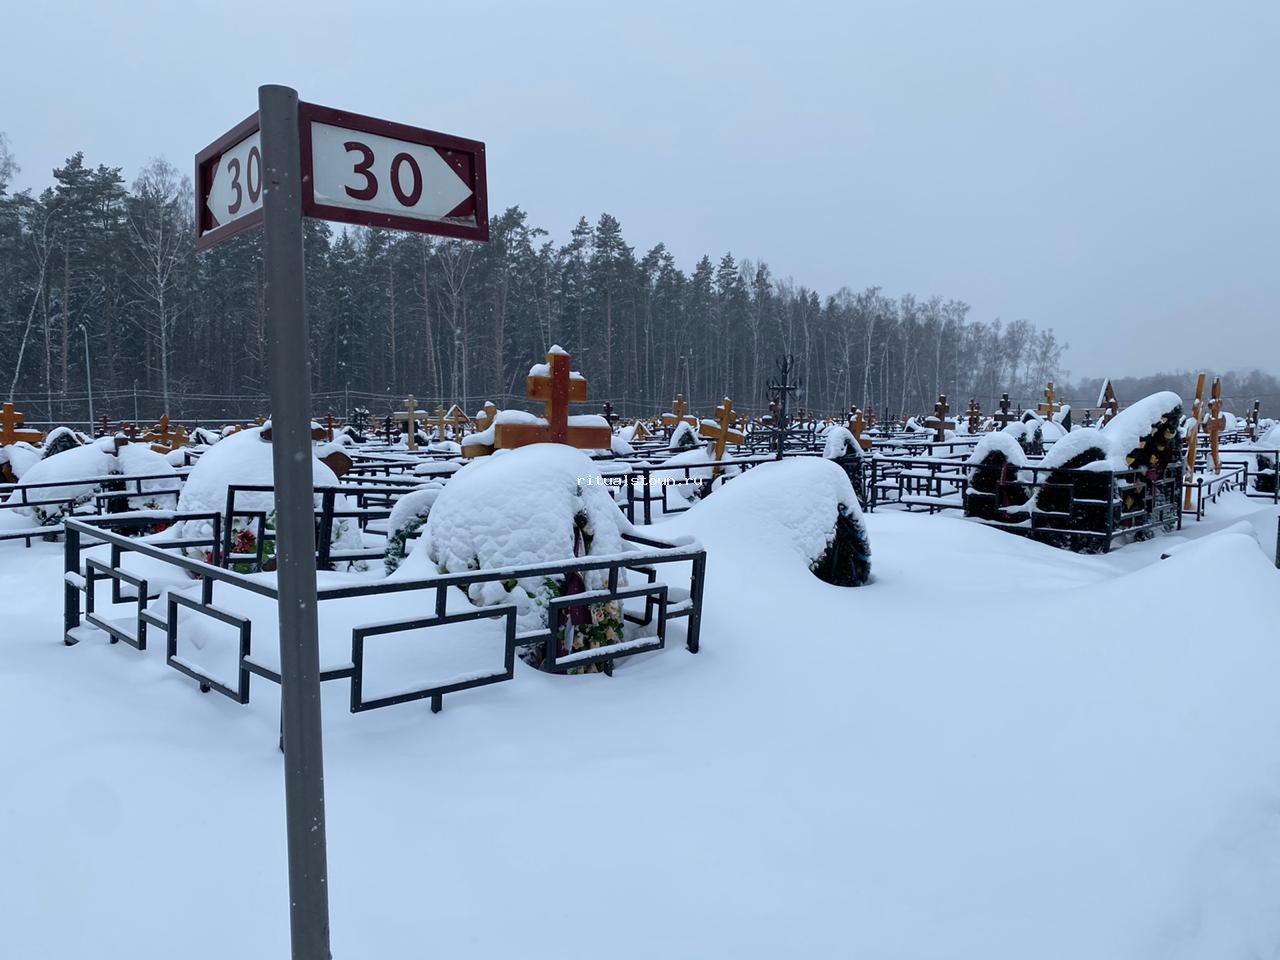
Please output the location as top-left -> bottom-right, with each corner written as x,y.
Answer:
1,139 -> 1276,426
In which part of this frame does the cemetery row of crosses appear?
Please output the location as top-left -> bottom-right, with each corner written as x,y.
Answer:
0,349 -> 1276,719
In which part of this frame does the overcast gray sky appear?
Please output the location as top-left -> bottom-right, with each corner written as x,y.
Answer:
3,0 -> 1276,379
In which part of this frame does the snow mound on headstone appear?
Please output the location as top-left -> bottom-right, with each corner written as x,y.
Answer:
822,426 -> 863,460
1101,390 -> 1182,459
6,437 -> 118,514
1038,427 -> 1125,472
176,426 -> 339,516
423,444 -> 627,576
966,430 -> 1028,467
173,426 -> 363,562
666,458 -> 870,585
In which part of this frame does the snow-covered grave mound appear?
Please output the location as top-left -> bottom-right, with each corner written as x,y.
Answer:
2,436 -> 178,526
963,430 -> 1031,522
663,457 -> 870,586
403,443 -> 665,669
172,425 -> 364,569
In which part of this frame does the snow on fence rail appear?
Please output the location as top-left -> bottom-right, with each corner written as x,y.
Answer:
61,514 -> 706,726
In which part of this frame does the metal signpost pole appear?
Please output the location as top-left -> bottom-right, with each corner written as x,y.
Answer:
258,83 -> 332,960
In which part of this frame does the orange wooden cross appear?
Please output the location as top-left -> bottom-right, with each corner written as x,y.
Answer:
0,402 -> 44,447
661,394 -> 697,433
1037,382 -> 1061,419
925,395 -> 956,443
1202,377 -> 1226,474
699,398 -> 746,472
492,347 -> 612,451
144,415 -> 188,454
848,407 -> 872,451
1183,372 -> 1206,509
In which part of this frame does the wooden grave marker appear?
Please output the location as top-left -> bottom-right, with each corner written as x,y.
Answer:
848,407 -> 873,451
1037,382 -> 1061,420
992,393 -> 1018,430
398,395 -> 420,451
965,398 -> 982,434
661,394 -> 697,434
0,402 -> 44,447
924,395 -> 956,443
481,347 -> 612,455
1183,372 -> 1206,510
474,401 -> 498,433
144,415 -> 188,455
699,397 -> 746,476
1246,401 -> 1260,441
1202,377 -> 1226,474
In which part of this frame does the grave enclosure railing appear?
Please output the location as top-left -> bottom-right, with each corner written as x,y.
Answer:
1,470 -> 189,546
61,513 -> 706,722
865,453 -> 1184,552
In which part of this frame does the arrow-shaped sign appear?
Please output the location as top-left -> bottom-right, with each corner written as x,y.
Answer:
206,130 -> 263,228
299,101 -> 487,241
194,112 -> 264,251
194,101 -> 487,252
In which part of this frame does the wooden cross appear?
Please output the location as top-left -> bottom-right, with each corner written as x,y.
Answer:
0,402 -> 44,447
423,406 -> 451,443
144,415 -> 188,455
399,395 -> 420,451
848,407 -> 872,451
474,401 -> 498,433
490,347 -> 612,453
1202,377 -> 1226,474
1183,372 -> 1206,510
924,395 -> 956,443
382,415 -> 395,445
698,398 -> 746,474
661,394 -> 696,433
965,398 -> 982,434
1037,382 -> 1061,419
324,414 -> 336,442
96,415 -> 111,438
992,393 -> 1018,430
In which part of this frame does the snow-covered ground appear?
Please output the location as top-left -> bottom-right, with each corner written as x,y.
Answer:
2,492 -> 1279,958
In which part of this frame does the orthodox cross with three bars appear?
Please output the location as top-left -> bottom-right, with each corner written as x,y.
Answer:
662,394 -> 696,433
493,347 -> 612,450
1202,377 -> 1226,474
925,395 -> 956,443
1038,381 -> 1061,419
992,393 -> 1018,430
965,398 -> 982,433
699,397 -> 746,475
0,402 -> 44,446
